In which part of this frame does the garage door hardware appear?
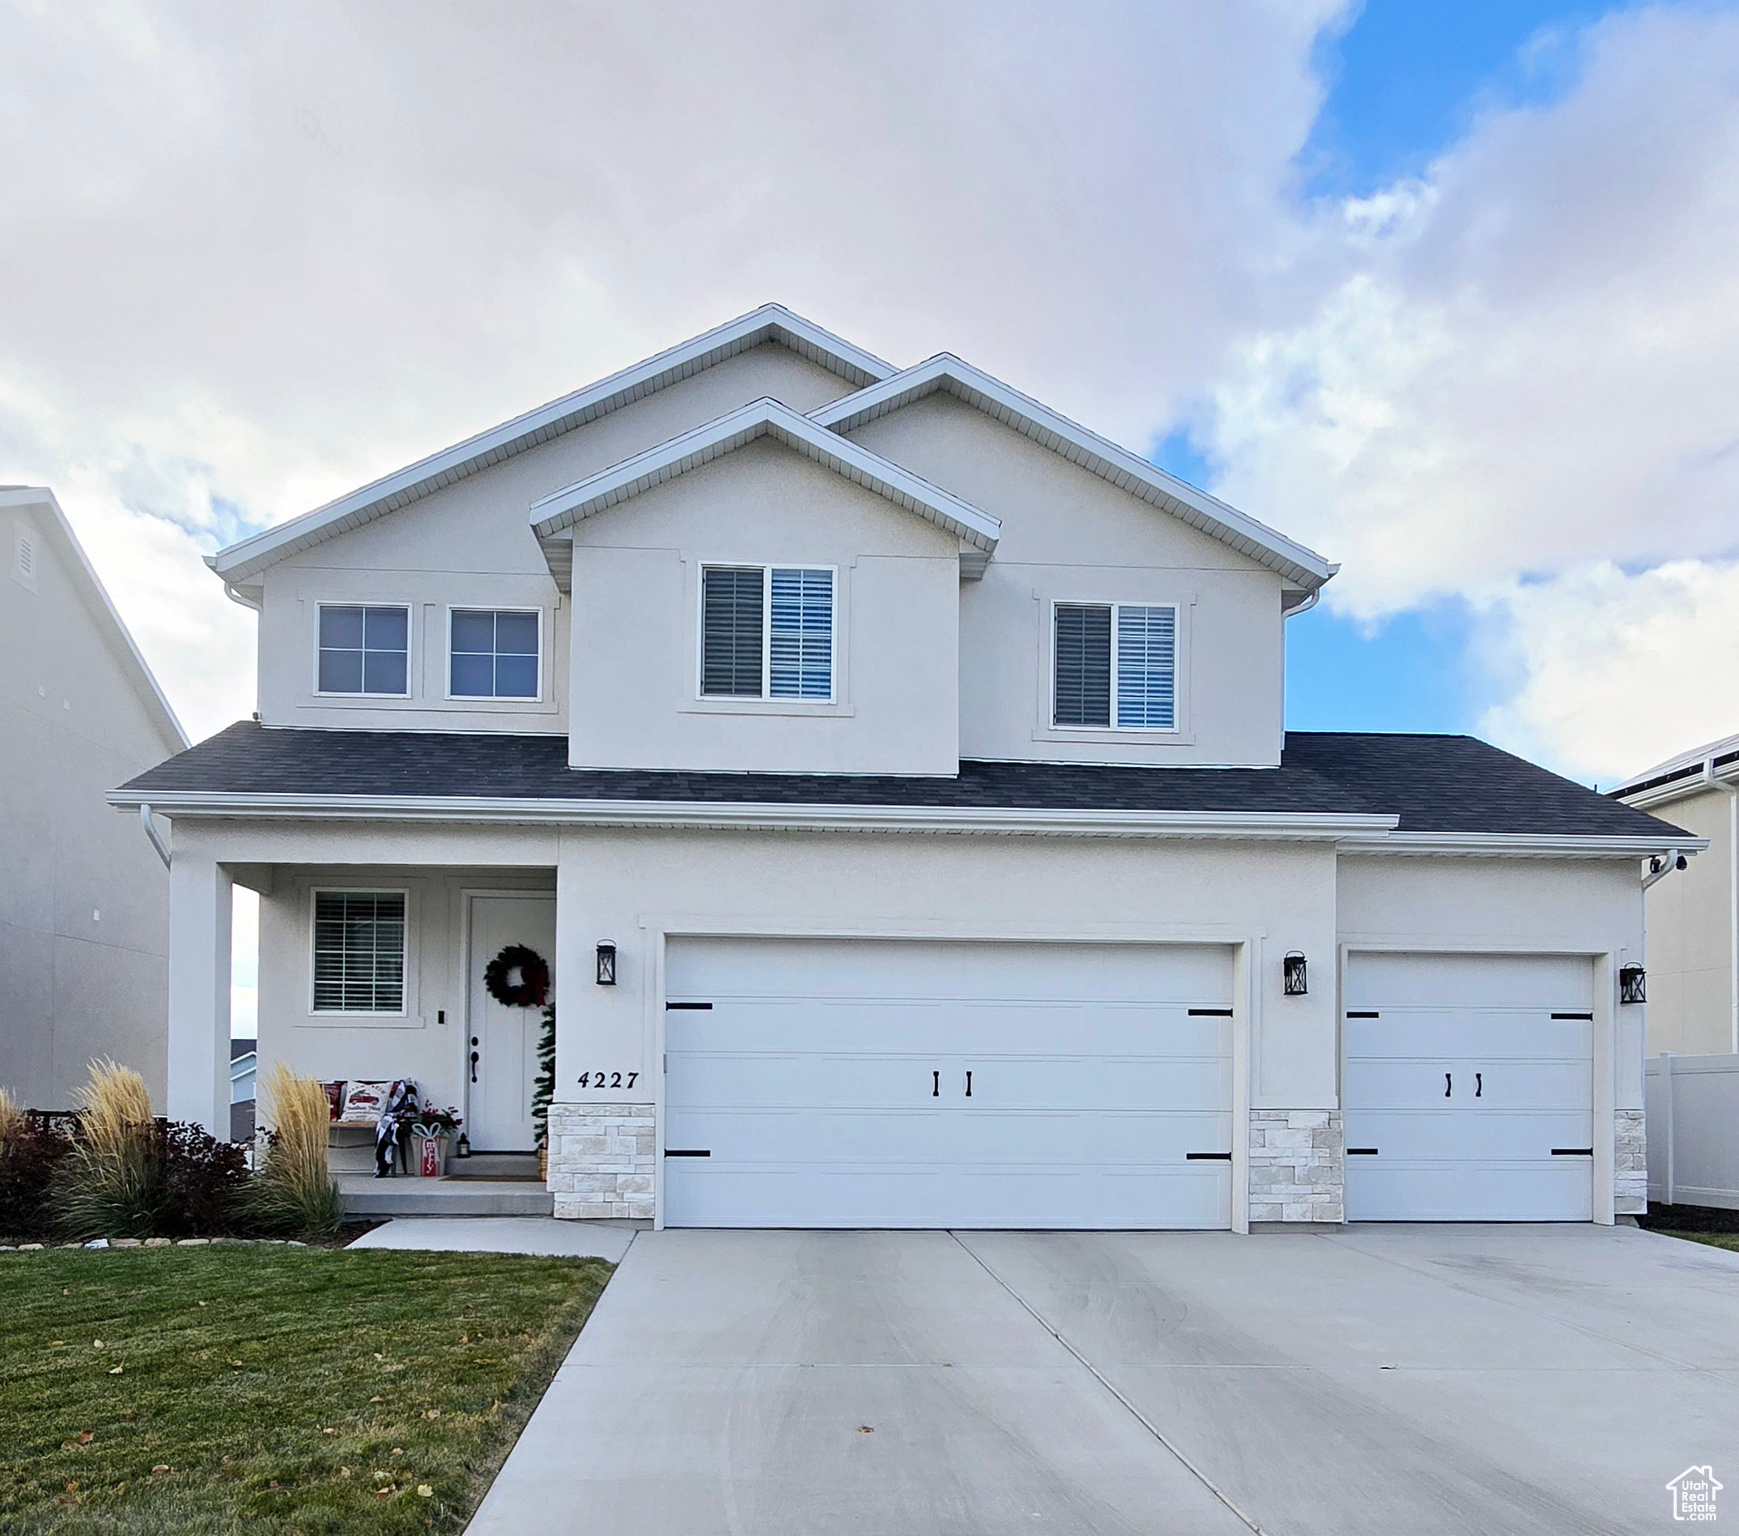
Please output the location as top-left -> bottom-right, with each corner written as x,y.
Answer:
1551,1012 -> 1594,1020
1185,1152 -> 1232,1160
1551,1148 -> 1594,1156
664,1148 -> 711,1158
1346,1010 -> 1379,1018
1188,1008 -> 1234,1017
666,1001 -> 713,1010
1347,1147 -> 1379,1155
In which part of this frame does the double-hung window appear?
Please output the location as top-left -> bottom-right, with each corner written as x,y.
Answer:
1053,602 -> 1176,729
701,565 -> 834,700
317,605 -> 410,696
450,609 -> 540,699
311,890 -> 406,1014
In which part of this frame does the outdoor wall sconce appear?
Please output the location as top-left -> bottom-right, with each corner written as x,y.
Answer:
1283,951 -> 1308,996
1619,963 -> 1647,1004
595,942 -> 617,986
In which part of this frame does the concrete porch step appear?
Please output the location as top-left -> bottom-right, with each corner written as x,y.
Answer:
337,1174 -> 554,1218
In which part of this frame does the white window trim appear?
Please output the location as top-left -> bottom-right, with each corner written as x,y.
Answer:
1049,599 -> 1180,734
313,601 -> 414,700
308,885 -> 411,1018
695,562 -> 839,705
444,604 -> 545,703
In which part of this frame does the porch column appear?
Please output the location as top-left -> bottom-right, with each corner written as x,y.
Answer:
165,850 -> 232,1134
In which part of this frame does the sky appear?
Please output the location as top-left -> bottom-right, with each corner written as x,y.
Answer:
4,0 -> 1739,788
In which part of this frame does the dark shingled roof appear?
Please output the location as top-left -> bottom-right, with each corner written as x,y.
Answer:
116,722 -> 1686,840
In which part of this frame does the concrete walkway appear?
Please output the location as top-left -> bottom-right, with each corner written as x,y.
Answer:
467,1224 -> 1739,1535
348,1217 -> 635,1262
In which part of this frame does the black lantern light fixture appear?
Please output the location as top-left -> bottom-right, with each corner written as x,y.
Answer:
595,941 -> 617,986
1283,951 -> 1308,996
1619,963 -> 1646,1005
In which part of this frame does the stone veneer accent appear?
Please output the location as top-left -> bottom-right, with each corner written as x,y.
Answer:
1614,1108 -> 1647,1216
1249,1109 -> 1344,1224
547,1102 -> 656,1220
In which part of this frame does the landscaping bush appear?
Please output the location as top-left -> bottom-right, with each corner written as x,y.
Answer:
50,1060 -> 163,1239
246,1061 -> 346,1237
0,1089 -> 73,1236
160,1119 -> 250,1235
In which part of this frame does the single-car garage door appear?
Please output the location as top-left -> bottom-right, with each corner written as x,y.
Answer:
1344,952 -> 1595,1222
663,937 -> 1235,1229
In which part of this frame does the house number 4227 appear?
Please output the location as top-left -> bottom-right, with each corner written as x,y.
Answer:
576,1071 -> 638,1090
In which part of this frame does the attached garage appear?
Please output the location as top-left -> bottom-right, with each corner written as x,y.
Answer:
1343,952 -> 1596,1222
662,937 -> 1236,1229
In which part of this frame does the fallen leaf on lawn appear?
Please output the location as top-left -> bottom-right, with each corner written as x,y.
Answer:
151,1465 -> 170,1475
369,1395 -> 383,1403
374,1471 -> 389,1481
391,1447 -> 404,1457
460,1334 -> 469,1344
64,1481 -> 78,1494
221,1456 -> 231,1466
197,1300 -> 207,1307
92,1341 -> 103,1349
857,1425 -> 874,1433
51,1340 -> 64,1347
269,1480 -> 280,1490
77,1432 -> 94,1444
417,1485 -> 433,1497
423,1408 -> 440,1420
231,1361 -> 244,1368
340,1467 -> 352,1478
108,1365 -> 123,1375
322,1427 -> 338,1436
376,1486 -> 396,1498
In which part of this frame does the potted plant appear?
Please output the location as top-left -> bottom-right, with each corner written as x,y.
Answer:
409,1103 -> 462,1178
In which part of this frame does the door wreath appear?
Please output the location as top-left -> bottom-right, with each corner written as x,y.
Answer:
483,943 -> 550,1008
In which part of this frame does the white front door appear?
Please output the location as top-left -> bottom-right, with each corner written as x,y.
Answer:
466,894 -> 556,1152
1343,952 -> 1595,1221
663,937 -> 1236,1230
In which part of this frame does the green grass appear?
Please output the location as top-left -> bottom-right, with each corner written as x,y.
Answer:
0,1245 -> 612,1534
1658,1230 -> 1739,1254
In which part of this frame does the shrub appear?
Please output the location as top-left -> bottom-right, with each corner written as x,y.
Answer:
51,1060 -> 163,1239
0,1091 -> 73,1236
246,1062 -> 345,1237
160,1121 -> 249,1236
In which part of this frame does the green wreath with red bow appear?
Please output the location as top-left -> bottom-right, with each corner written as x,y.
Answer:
483,943 -> 550,1008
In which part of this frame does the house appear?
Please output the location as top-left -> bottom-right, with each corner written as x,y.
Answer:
0,486 -> 188,1109
109,304 -> 1691,1230
1611,736 -> 1739,1056
230,1037 -> 257,1142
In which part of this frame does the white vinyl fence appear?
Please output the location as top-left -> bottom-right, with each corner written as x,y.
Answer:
1646,1053 -> 1739,1210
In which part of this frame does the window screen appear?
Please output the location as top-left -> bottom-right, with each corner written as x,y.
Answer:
701,567 -> 765,696
451,609 -> 539,698
312,891 -> 406,1013
769,568 -> 833,699
318,605 -> 409,695
1116,605 -> 1176,728
1053,603 -> 1112,727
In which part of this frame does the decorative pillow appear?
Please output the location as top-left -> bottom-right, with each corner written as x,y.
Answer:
323,1081 -> 346,1122
338,1080 -> 392,1122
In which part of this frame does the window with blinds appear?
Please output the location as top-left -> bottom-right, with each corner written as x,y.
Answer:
1053,601 -> 1177,730
312,891 -> 406,1013
701,565 -> 833,700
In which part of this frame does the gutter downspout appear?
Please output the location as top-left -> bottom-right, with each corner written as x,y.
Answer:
1703,759 -> 1739,1054
139,803 -> 171,869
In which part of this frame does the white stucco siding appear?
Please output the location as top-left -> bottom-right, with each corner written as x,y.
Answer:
1636,787 -> 1734,1056
0,503 -> 176,1107
551,828 -> 1340,1115
843,393 -> 1286,767
566,437 -> 962,774
255,863 -> 556,1114
254,344 -> 859,733
1337,856 -> 1647,1112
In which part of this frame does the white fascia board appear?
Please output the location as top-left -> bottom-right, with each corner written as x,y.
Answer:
811,355 -> 1337,592
529,398 -> 1002,553
1,487 -> 189,753
1337,830 -> 1710,859
210,304 -> 897,584
106,787 -> 1393,840
1613,761 -> 1739,811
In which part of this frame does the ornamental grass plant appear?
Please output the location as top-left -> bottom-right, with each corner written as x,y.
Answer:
50,1059 -> 163,1239
248,1061 -> 345,1237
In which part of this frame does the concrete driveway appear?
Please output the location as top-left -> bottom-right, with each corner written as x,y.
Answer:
467,1224 -> 1739,1535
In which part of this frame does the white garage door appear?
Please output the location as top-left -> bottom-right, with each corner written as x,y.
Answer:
663,937 -> 1235,1229
1344,953 -> 1595,1221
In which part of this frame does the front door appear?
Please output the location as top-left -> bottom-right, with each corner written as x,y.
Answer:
467,894 -> 556,1152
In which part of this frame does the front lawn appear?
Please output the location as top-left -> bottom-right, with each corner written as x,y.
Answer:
0,1245 -> 611,1534
1657,1230 -> 1739,1254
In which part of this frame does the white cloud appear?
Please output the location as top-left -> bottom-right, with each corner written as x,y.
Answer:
1201,5 -> 1739,778
0,0 -> 1344,738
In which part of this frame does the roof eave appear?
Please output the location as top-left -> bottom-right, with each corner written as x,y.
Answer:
1337,830 -> 1708,858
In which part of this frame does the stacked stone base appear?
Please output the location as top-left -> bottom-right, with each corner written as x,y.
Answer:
1249,1109 -> 1344,1224
1614,1108 -> 1646,1215
547,1102 -> 655,1220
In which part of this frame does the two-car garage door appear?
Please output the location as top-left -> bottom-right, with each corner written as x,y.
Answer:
663,937 -> 1235,1229
1344,953 -> 1596,1222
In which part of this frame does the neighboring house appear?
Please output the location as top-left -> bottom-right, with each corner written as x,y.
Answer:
111,305 -> 1691,1230
0,486 -> 188,1109
1612,737 -> 1739,1056
230,1037 -> 256,1142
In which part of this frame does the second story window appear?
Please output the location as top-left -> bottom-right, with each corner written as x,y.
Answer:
701,565 -> 834,700
1053,602 -> 1176,730
318,604 -> 409,696
450,609 -> 540,699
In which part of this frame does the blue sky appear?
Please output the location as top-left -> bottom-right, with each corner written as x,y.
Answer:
1154,0 -> 1636,740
